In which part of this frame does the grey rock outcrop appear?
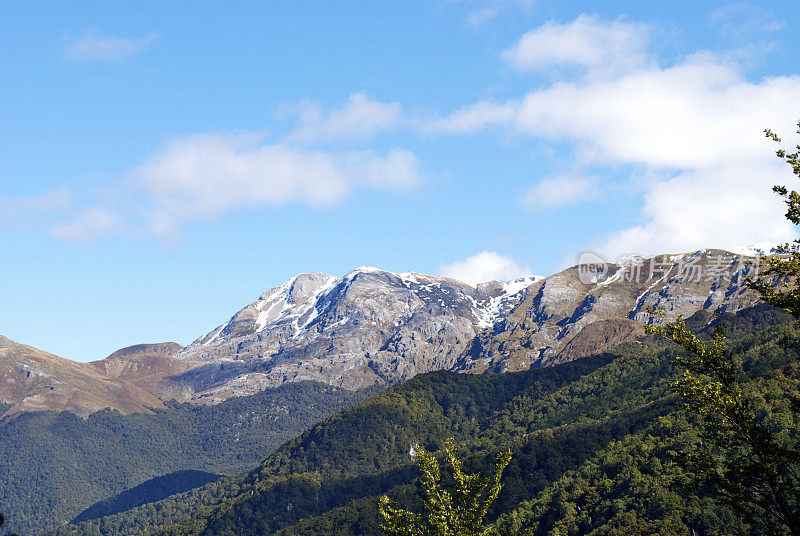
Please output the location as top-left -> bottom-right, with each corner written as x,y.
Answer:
0,248 -> 771,415
172,249 -> 764,402
174,269 -> 539,401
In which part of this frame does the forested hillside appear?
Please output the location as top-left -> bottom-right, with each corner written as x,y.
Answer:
48,304 -> 793,536
0,382 -> 374,535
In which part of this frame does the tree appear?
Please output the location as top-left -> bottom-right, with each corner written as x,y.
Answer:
750,122 -> 800,314
647,120 -> 800,535
378,439 -> 512,536
647,317 -> 800,534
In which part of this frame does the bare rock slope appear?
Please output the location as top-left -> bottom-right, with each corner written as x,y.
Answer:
0,248 -> 767,415
173,269 -> 539,400
173,249 -> 763,401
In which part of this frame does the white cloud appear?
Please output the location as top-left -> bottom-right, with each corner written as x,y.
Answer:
523,175 -> 600,209
66,31 -> 157,62
49,208 -> 120,242
450,0 -> 535,27
134,133 -> 421,236
438,250 -> 532,285
26,14 -> 800,256
510,59 -> 799,169
14,99 -> 422,242
286,92 -> 404,143
436,14 -> 800,259
427,100 -> 516,135
596,161 -> 796,258
500,14 -> 649,75
137,134 -> 350,217
358,149 -> 421,191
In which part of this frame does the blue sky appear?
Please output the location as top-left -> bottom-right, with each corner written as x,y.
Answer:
1,1 -> 799,361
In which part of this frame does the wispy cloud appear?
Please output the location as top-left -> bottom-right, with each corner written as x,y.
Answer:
449,0 -> 536,27
285,92 -> 404,144
438,250 -> 532,285
65,31 -> 157,62
522,176 -> 601,209
136,133 -> 421,237
500,14 -> 650,76
710,3 -> 784,41
9,132 -> 422,242
49,208 -> 121,242
0,188 -> 73,228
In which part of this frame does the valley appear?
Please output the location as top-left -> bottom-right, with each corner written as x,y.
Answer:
0,248 -> 778,535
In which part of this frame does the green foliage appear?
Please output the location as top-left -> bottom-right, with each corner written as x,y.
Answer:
378,439 -> 512,536
46,306 -> 797,536
750,121 -> 800,316
648,314 -> 800,534
492,416 -> 736,536
0,381 -> 372,535
72,470 -> 222,523
647,318 -> 745,426
125,356 -> 610,536
642,121 -> 800,536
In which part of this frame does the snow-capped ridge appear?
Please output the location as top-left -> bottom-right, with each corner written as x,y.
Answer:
729,242 -> 780,257
183,266 -> 545,363
472,276 -> 543,328
170,249 -> 770,401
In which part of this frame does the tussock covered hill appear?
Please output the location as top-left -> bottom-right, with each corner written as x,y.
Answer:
0,337 -> 168,419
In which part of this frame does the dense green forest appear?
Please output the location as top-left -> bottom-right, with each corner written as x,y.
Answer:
0,381 -> 374,535
71,471 -> 222,524
46,304 -> 793,536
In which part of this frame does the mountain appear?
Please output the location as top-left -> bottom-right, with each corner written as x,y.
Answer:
51,304 -> 794,536
0,249 -> 766,416
172,269 -> 541,401
0,336 -> 167,418
0,248 -> 779,534
459,249 -> 762,372
89,343 -> 192,399
170,249 -> 763,401
0,380 -> 374,535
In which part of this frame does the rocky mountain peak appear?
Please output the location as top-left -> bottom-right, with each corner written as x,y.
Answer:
0,248 -> 774,414
168,249 -> 766,400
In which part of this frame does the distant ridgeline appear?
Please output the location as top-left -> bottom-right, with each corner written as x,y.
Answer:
2,250 -> 768,421
0,382 -> 375,535
0,249 -> 787,535
44,304 -> 794,536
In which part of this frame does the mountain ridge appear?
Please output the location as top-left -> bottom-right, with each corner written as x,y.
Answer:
169,248 -> 764,399
0,248 -> 768,417
0,336 -> 166,419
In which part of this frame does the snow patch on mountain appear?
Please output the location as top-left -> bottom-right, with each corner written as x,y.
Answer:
473,276 -> 543,328
185,268 -> 543,359
729,242 -> 780,257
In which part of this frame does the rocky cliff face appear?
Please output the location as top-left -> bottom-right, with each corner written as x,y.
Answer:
171,249 -> 763,402
0,248 -> 768,415
458,249 -> 762,373
173,269 -> 539,400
